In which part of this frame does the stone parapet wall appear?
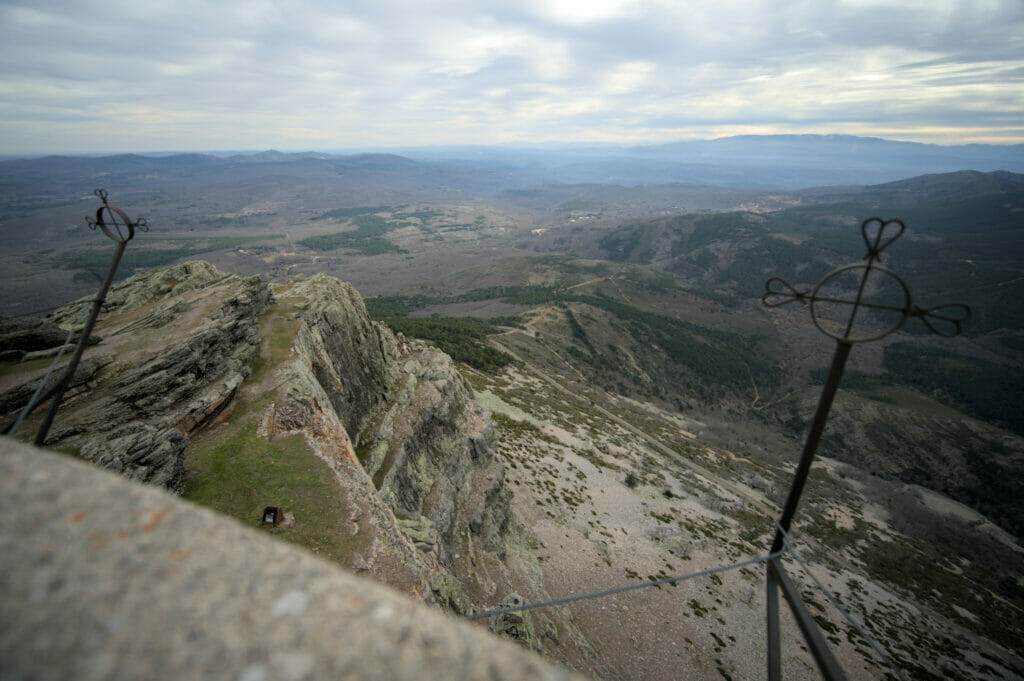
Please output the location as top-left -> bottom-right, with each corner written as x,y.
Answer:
0,437 -> 587,681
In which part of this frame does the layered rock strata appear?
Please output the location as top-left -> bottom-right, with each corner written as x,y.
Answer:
258,274 -> 519,613
0,263 -> 571,650
1,262 -> 268,490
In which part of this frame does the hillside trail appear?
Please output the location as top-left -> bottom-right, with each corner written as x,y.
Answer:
495,305 -> 590,383
489,332 -> 777,518
564,276 -> 633,303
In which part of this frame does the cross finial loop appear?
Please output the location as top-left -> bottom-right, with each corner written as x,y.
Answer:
763,217 -> 969,344
861,217 -> 905,260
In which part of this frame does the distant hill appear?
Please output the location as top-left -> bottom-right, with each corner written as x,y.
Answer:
398,134 -> 1024,189
0,150 -> 428,200
4,135 -> 1022,193
635,134 -> 1024,170
863,168 -> 1024,198
593,170 -> 1024,335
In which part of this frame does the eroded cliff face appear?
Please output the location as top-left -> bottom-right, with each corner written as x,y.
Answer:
0,263 -> 542,634
257,274 -> 520,613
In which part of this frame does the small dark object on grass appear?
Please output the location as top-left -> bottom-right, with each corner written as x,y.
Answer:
262,506 -> 283,527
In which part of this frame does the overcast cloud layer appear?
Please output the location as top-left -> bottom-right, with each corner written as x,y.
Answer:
1,0 -> 1022,154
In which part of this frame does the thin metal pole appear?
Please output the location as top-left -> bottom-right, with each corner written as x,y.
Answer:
767,559 -> 782,681
34,240 -> 127,446
770,340 -> 851,554
760,218 -> 969,681
770,559 -> 849,681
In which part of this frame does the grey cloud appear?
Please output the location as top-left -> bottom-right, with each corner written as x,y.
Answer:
0,0 -> 1020,152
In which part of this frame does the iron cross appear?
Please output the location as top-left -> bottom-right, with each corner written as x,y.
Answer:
762,217 -> 970,551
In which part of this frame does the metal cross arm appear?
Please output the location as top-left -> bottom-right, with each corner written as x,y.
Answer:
760,217 -> 969,681
763,218 -> 970,343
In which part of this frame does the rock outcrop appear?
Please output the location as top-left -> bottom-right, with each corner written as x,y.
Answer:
1,262 -> 270,490
0,314 -> 98,360
0,262 -> 548,639
257,274 -> 521,613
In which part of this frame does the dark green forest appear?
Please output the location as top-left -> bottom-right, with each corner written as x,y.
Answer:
883,343 -> 1024,436
375,315 -> 514,373
809,343 -> 1024,437
367,283 -> 778,396
298,213 -> 408,254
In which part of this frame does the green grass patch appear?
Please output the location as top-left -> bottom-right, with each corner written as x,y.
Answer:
184,428 -> 359,567
392,207 -> 445,223
298,214 -> 409,254
314,206 -> 396,221
251,310 -> 299,384
184,301 -> 359,566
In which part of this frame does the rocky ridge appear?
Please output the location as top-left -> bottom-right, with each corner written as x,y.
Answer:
0,261 -> 583,654
254,273 -> 524,614
3,261 -> 267,489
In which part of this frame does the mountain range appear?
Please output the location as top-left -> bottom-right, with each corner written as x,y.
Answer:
3,134 -> 1023,196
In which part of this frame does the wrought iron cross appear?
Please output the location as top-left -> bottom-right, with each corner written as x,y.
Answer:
33,189 -> 146,445
763,217 -> 969,548
760,217 -> 969,681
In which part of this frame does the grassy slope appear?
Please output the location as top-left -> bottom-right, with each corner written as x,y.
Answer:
183,301 -> 363,567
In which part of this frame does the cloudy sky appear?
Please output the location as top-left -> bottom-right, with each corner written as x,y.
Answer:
1,0 -> 1021,154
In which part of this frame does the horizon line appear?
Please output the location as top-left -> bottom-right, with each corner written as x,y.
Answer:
3,132 -> 1024,160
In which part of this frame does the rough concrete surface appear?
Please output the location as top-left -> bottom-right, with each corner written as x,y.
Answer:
0,437 -> 587,681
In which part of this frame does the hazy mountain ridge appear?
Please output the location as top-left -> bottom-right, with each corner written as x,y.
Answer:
4,134 -> 1023,197
635,133 -> 1024,162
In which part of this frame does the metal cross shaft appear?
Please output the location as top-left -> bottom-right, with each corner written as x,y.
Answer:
761,217 -> 969,681
769,339 -> 851,554
33,190 -> 146,446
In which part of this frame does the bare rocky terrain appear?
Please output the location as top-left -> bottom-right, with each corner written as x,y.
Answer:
474,307 -> 1024,681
